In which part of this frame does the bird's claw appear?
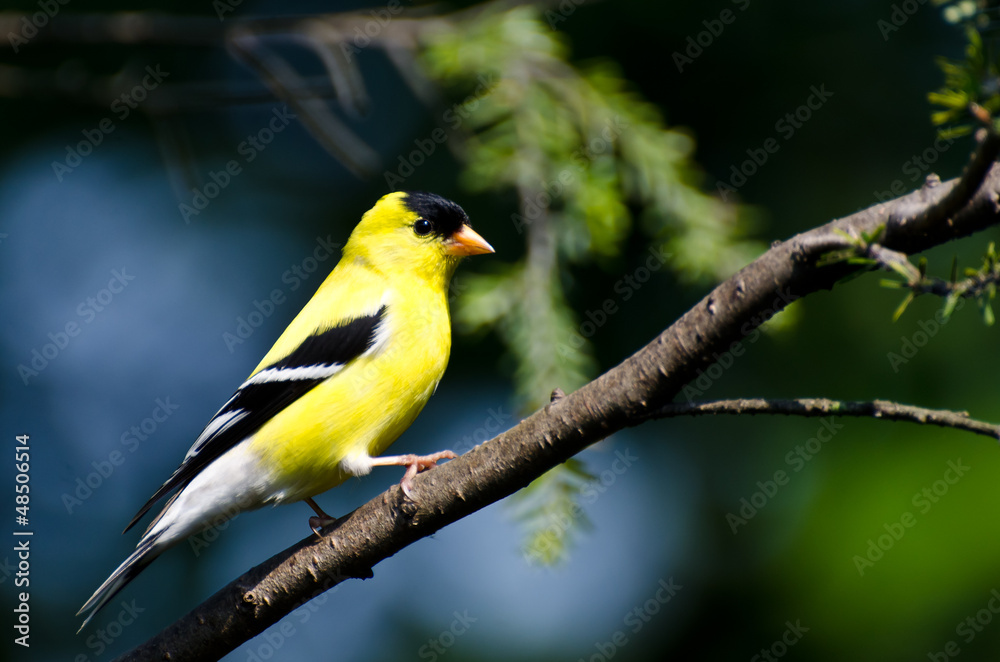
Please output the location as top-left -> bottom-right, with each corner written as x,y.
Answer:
305,497 -> 338,536
308,514 -> 338,536
398,450 -> 458,498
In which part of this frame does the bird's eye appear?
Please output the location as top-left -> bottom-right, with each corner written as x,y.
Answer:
413,219 -> 435,236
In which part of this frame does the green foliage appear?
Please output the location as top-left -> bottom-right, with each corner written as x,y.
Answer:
930,1 -> 1000,135
419,6 -> 762,564
818,226 -> 886,269
420,5 -> 760,410
969,242 -> 998,325
506,458 -> 595,565
880,244 -> 999,325
820,208 -> 997,325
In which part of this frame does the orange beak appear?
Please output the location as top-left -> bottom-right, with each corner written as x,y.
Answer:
445,225 -> 495,256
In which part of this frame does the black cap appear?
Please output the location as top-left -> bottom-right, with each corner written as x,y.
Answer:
402,191 -> 470,238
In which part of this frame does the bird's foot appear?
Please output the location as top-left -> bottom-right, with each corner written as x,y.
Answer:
370,450 -> 458,498
305,497 -> 338,536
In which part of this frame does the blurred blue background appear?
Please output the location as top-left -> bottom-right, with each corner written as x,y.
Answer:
3,1 -> 1000,661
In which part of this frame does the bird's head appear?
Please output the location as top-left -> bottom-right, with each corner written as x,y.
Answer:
344,191 -> 494,286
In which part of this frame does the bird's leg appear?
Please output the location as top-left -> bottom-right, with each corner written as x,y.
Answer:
305,497 -> 338,535
370,450 -> 458,497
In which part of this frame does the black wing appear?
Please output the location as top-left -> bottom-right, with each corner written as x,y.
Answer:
124,306 -> 387,533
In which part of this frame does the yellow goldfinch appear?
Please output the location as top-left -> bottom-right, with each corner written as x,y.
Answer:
78,191 -> 493,630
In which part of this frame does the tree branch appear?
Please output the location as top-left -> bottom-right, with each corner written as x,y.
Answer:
886,123 -> 1000,235
647,398 -> 1000,440
112,149 -> 1000,659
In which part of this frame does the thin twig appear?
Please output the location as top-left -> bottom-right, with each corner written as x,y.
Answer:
225,27 -> 379,177
647,398 -> 1000,440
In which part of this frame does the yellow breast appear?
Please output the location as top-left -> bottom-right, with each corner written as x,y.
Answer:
245,259 -> 453,504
